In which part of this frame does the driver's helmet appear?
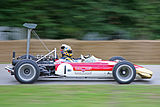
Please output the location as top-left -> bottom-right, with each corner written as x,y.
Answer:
61,44 -> 71,56
63,47 -> 73,57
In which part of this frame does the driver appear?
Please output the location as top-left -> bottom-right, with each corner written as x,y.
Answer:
60,47 -> 73,62
61,44 -> 71,57
60,44 -> 86,62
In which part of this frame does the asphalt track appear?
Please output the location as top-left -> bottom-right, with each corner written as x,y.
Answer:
0,64 -> 160,85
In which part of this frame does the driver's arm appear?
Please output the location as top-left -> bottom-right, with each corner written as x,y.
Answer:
65,57 -> 73,62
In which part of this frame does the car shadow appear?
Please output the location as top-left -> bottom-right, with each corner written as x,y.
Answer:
36,78 -> 152,85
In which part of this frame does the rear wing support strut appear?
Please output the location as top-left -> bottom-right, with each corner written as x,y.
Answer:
23,23 -> 37,59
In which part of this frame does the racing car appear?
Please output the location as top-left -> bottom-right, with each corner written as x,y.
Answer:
5,23 -> 153,84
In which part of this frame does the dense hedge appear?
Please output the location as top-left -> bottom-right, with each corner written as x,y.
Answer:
0,0 -> 160,39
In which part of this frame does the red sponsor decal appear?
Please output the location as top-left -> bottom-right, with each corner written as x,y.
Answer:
75,67 -> 92,71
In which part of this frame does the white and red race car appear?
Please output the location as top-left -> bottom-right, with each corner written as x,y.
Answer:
5,23 -> 153,84
5,50 -> 152,84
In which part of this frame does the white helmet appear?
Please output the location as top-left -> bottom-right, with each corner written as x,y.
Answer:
61,44 -> 71,50
61,44 -> 72,56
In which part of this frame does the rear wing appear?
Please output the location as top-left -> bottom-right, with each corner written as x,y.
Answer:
23,23 -> 54,61
23,23 -> 37,59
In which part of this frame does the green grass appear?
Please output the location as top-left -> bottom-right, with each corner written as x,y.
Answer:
0,85 -> 160,107
0,62 -> 10,64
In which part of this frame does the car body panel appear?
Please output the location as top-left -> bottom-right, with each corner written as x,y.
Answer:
54,60 -> 152,79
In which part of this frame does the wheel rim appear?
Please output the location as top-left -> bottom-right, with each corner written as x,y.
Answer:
18,64 -> 36,81
116,65 -> 133,82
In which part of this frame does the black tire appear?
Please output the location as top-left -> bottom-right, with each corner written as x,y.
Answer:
109,56 -> 126,61
112,61 -> 136,84
19,55 -> 37,61
12,55 -> 37,66
14,59 -> 40,84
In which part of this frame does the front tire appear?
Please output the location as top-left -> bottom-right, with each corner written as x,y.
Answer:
14,59 -> 40,84
109,56 -> 126,61
112,61 -> 136,84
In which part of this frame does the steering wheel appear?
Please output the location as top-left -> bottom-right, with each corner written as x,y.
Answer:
84,54 -> 91,59
80,54 -> 85,62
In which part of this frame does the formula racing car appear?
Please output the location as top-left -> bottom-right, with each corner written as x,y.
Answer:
5,23 -> 153,84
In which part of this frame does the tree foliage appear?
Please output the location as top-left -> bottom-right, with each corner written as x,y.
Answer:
0,0 -> 160,39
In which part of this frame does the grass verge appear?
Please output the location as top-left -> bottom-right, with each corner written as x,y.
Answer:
0,62 -> 10,64
0,85 -> 160,107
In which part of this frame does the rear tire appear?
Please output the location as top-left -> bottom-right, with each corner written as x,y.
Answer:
19,55 -> 37,61
14,59 -> 40,84
112,61 -> 136,84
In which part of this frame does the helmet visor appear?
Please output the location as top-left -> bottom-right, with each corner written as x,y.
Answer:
61,46 -> 65,49
67,50 -> 72,54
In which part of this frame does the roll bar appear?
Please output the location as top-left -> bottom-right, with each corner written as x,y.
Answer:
36,48 -> 57,62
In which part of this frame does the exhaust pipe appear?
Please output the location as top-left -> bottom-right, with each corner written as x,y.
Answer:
12,51 -> 18,66
13,51 -> 15,59
5,66 -> 14,75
